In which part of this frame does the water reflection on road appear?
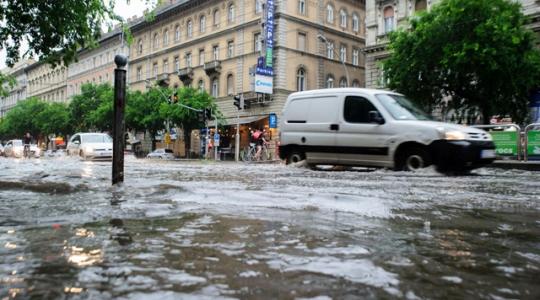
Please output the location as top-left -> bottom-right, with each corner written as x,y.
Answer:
0,156 -> 539,299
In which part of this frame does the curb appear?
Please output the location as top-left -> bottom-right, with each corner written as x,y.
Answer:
490,160 -> 540,171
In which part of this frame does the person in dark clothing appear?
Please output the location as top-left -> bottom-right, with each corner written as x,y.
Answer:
23,132 -> 32,145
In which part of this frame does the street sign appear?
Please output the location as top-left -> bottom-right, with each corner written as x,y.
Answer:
527,130 -> 540,156
490,131 -> 518,156
165,133 -> 171,145
269,113 -> 277,128
255,74 -> 273,94
214,133 -> 220,142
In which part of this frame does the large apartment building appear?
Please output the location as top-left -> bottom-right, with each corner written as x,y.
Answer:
128,0 -> 366,132
0,60 -> 34,118
26,61 -> 68,103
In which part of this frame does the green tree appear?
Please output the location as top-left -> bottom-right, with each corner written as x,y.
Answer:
161,87 -> 220,157
383,0 -> 540,124
126,88 -> 168,149
35,102 -> 72,137
0,97 -> 47,139
69,83 -> 113,132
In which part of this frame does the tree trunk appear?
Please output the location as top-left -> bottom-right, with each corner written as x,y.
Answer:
481,107 -> 491,125
183,127 -> 191,158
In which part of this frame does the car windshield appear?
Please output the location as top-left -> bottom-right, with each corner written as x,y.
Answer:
82,134 -> 112,143
13,140 -> 22,146
376,94 -> 432,121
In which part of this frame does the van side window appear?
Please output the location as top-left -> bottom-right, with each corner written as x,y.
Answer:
344,96 -> 379,123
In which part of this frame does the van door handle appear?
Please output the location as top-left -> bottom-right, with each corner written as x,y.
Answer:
330,124 -> 339,131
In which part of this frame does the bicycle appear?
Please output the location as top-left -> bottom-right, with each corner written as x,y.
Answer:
241,142 -> 270,162
23,144 -> 31,158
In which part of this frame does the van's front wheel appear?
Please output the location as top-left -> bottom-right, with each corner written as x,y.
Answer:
286,151 -> 305,164
396,147 -> 431,171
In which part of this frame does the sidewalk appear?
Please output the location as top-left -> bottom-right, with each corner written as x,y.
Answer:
491,160 -> 540,171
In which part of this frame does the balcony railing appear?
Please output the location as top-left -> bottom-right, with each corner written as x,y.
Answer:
203,60 -> 222,76
177,67 -> 194,84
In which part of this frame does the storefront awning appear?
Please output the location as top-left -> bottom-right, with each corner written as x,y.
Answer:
220,115 -> 268,126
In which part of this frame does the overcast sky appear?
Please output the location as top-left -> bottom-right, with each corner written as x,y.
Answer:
0,0 -> 152,69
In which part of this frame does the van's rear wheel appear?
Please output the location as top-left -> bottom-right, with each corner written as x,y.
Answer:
286,151 -> 305,164
396,147 -> 430,171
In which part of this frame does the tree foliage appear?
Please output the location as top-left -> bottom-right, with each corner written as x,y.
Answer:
35,102 -> 72,136
0,97 -> 46,138
383,0 -> 540,124
69,83 -> 113,132
126,88 -> 167,136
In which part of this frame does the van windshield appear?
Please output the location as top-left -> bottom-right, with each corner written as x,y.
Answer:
376,94 -> 432,121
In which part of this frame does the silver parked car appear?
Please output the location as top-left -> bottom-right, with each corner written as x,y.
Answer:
3,140 -> 41,158
146,148 -> 175,159
67,133 -> 113,160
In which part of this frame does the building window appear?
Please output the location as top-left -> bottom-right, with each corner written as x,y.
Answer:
339,77 -> 347,88
153,33 -> 159,49
186,52 -> 192,67
352,14 -> 359,32
255,0 -> 262,14
227,74 -> 234,95
352,80 -> 360,87
297,32 -> 306,51
213,45 -> 219,60
384,7 -> 395,33
298,0 -> 306,15
187,20 -> 193,38
175,24 -> 180,41
199,49 -> 205,66
163,29 -> 169,46
163,60 -> 169,73
198,80 -> 205,91
99,75 -> 103,83
296,68 -> 306,91
340,45 -> 346,62
153,62 -> 158,77
211,77 -> 219,97
200,15 -> 206,33
174,56 -> 179,71
213,9 -> 220,27
327,42 -> 334,59
352,48 -> 359,66
254,32 -> 262,52
340,9 -> 347,28
415,0 -> 427,12
326,4 -> 334,23
326,75 -> 334,88
228,4 -> 235,23
227,41 -> 234,58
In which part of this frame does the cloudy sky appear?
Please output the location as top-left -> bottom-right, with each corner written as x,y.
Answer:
0,0 -> 152,69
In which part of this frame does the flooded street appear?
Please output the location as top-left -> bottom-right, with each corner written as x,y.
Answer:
1,156 -> 539,299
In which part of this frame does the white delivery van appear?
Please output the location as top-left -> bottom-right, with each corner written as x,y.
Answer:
278,88 -> 496,172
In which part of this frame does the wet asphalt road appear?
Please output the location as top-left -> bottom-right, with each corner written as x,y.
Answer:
0,156 -> 539,299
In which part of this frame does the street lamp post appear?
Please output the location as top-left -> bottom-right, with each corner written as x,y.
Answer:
318,34 -> 350,87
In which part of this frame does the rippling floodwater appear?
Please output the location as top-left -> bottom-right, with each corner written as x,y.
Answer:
1,156 -> 539,299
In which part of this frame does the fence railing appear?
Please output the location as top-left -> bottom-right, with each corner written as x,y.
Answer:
472,123 -> 540,161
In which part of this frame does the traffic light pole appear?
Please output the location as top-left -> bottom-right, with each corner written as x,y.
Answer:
234,94 -> 243,162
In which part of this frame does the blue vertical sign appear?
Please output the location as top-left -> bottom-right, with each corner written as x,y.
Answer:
265,0 -> 275,68
269,113 -> 277,128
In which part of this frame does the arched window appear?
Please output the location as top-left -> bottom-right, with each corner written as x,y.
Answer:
296,68 -> 306,91
340,9 -> 347,28
255,0 -> 262,14
227,74 -> 234,95
352,80 -> 360,87
339,77 -> 347,88
213,10 -> 220,27
211,77 -> 219,97
163,29 -> 169,46
384,6 -> 395,33
228,4 -> 235,23
200,15 -> 206,33
326,74 -> 334,88
326,4 -> 334,23
298,0 -> 306,15
415,0 -> 427,12
153,33 -> 159,49
198,79 -> 205,92
175,24 -> 180,41
340,44 -> 347,62
352,13 -> 359,32
138,39 -> 143,54
187,20 -> 193,38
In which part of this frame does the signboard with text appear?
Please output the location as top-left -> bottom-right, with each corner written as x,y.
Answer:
255,74 -> 273,94
265,0 -> 275,68
527,130 -> 540,156
490,131 -> 519,156
269,113 -> 277,128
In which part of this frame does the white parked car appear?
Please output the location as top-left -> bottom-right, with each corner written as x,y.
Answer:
67,133 -> 113,160
279,88 -> 496,172
3,140 -> 41,158
146,148 -> 175,159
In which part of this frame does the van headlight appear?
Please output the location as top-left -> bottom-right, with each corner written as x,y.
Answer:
444,130 -> 467,140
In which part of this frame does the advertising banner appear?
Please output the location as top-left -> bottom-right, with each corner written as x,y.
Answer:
490,131 -> 519,156
265,0 -> 275,68
527,130 -> 540,156
255,74 -> 273,94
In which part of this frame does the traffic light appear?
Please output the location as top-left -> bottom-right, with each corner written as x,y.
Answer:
172,92 -> 178,103
233,95 -> 241,110
204,108 -> 212,120
197,110 -> 205,123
